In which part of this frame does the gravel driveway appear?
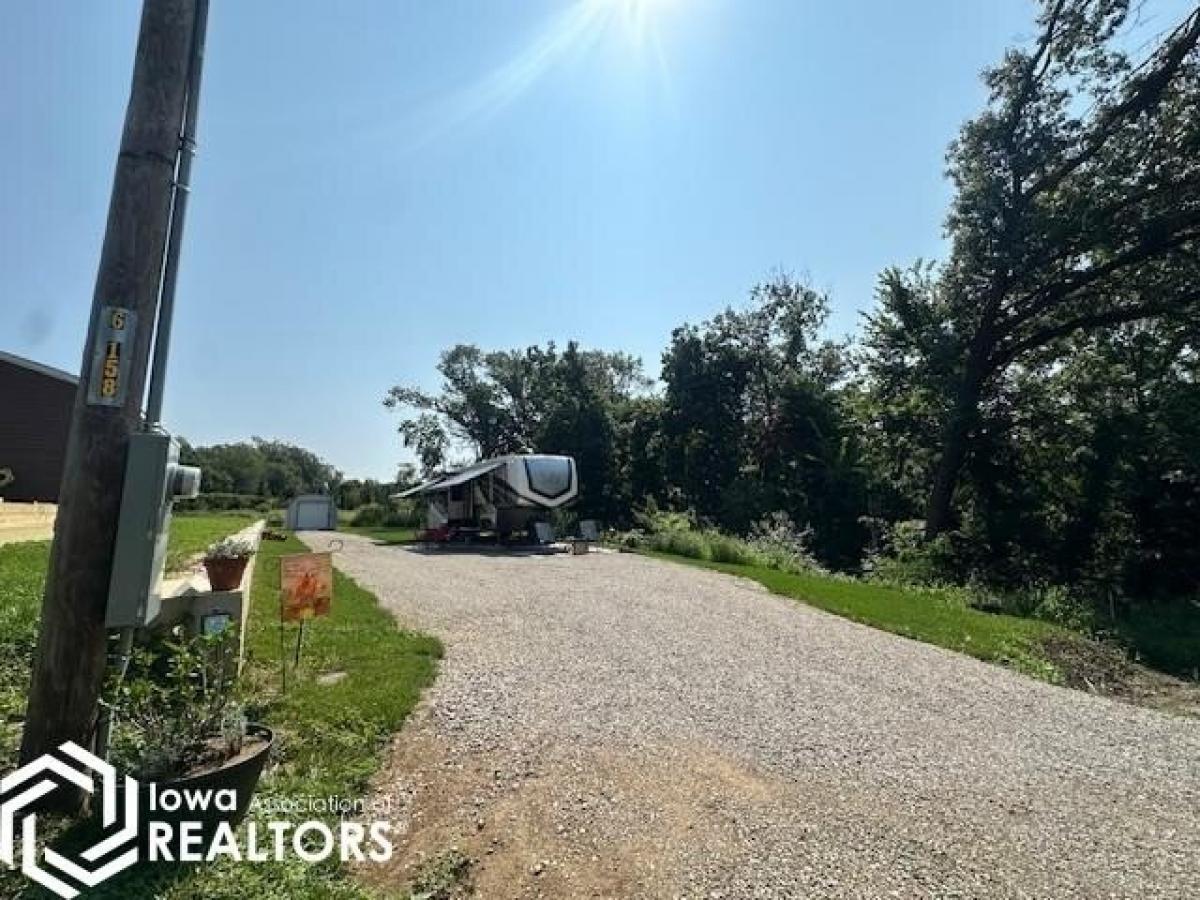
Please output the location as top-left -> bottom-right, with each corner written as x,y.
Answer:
300,533 -> 1200,899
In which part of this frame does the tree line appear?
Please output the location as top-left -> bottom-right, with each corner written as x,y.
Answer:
179,437 -> 340,500
385,0 -> 1200,608
178,437 -> 416,511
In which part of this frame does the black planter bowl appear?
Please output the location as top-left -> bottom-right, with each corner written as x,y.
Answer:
116,723 -> 274,850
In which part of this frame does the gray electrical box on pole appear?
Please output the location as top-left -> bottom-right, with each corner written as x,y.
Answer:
106,432 -> 201,627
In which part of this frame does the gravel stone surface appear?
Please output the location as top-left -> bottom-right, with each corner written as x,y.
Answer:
301,532 -> 1200,899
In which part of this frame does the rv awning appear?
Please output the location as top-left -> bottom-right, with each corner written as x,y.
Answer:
392,459 -> 505,499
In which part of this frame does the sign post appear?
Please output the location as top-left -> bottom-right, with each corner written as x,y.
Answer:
278,552 -> 333,691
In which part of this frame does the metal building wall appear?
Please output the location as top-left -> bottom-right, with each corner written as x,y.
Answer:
0,354 -> 78,502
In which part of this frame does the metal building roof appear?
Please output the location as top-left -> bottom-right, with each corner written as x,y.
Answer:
0,350 -> 79,385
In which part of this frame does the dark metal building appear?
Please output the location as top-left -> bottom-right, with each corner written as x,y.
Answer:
0,351 -> 78,502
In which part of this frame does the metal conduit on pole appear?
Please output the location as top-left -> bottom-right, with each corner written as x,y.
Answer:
146,0 -> 210,427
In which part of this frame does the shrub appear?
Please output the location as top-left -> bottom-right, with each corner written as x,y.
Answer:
350,502 -> 422,528
617,529 -> 648,549
176,492 -> 271,514
350,503 -> 387,526
550,508 -> 579,538
109,630 -> 245,781
748,511 -> 820,574
623,505 -> 768,567
633,502 -> 698,536
1028,585 -> 1098,632
967,582 -> 1098,633
653,528 -> 709,560
863,519 -> 958,585
707,531 -> 757,565
385,502 -> 424,528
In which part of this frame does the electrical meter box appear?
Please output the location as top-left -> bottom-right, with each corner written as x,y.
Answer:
106,431 -> 202,627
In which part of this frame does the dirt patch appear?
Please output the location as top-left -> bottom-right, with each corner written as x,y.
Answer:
356,711 -> 795,900
1039,635 -> 1200,717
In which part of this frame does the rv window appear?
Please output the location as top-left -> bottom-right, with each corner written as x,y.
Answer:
524,457 -> 572,499
449,485 -> 464,502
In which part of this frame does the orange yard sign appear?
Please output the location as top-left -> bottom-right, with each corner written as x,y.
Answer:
280,552 -> 333,622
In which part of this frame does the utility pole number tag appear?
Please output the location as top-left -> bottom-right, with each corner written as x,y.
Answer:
86,306 -> 137,407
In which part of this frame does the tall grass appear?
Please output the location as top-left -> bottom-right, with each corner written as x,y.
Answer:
619,508 -> 818,575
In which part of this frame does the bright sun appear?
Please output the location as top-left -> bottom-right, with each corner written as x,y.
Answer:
589,0 -> 680,46
405,0 -> 682,149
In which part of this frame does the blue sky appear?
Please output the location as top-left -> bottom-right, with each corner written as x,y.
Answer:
3,1 -> 1189,479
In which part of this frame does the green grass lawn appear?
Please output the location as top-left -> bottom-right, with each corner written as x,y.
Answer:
166,512 -> 261,572
645,551 -> 1069,682
0,541 -> 50,767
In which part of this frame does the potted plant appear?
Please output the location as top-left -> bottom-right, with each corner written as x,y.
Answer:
203,537 -> 255,591
108,631 -> 273,844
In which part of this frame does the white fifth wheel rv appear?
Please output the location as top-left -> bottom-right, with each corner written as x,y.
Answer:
393,454 -> 577,540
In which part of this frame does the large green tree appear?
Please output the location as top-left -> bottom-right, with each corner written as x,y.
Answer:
660,275 -> 865,565
922,0 -> 1200,537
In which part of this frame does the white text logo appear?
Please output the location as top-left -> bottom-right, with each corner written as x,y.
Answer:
0,742 -> 139,898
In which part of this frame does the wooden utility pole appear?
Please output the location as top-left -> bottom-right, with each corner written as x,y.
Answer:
19,0 -> 198,780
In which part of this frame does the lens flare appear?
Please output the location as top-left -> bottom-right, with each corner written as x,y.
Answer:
377,0 -> 682,154
589,0 -> 680,48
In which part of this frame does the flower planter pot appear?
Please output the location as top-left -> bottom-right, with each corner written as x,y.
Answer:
118,724 -> 274,850
204,556 -> 250,591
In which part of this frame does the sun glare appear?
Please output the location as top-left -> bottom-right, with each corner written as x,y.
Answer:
391,0 -> 683,152
589,0 -> 680,47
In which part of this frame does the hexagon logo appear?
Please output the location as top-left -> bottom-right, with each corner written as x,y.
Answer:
1,742 -> 139,898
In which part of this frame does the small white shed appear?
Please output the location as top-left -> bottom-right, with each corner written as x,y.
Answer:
285,494 -> 337,530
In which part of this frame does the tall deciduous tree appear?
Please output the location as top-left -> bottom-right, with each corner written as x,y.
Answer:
924,0 -> 1200,536
660,274 -> 865,564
